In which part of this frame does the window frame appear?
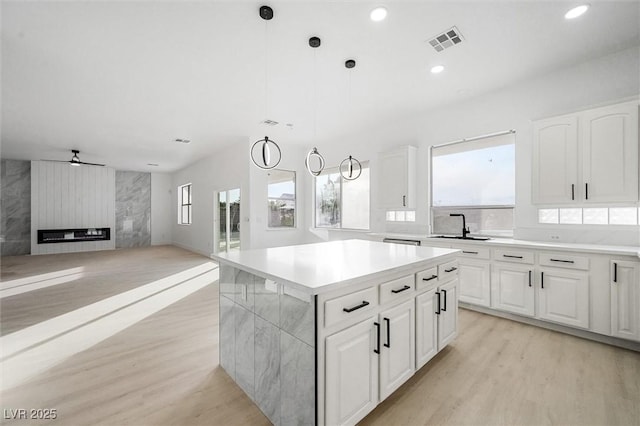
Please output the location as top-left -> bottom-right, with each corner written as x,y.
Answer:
178,183 -> 192,225
313,161 -> 370,231
429,132 -> 516,237
267,169 -> 297,229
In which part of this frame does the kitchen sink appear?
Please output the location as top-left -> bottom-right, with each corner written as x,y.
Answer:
432,235 -> 491,241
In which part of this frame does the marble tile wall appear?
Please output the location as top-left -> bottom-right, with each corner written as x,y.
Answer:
218,263 -> 316,426
115,171 -> 150,248
1,160 -> 31,256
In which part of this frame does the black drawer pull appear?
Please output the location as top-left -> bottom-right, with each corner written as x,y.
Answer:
541,272 -> 544,289
343,300 -> 369,313
442,289 -> 447,311
374,322 -> 380,354
462,251 -> 478,254
503,254 -> 523,259
613,263 -> 618,283
528,270 -> 532,287
550,258 -> 574,264
571,183 -> 575,200
384,317 -> 390,348
435,291 -> 441,315
585,183 -> 589,200
391,285 -> 411,294
422,275 -> 438,282
445,267 -> 457,273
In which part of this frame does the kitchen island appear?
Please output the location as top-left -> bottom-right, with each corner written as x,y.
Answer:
212,239 -> 460,426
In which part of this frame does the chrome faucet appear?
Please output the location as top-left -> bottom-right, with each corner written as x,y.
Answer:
450,213 -> 469,238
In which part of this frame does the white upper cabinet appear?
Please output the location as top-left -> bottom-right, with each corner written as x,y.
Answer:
581,102 -> 639,203
533,115 -> 579,204
532,100 -> 639,204
378,146 -> 417,209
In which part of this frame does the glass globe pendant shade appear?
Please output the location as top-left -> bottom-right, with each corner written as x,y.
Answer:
250,136 -> 282,170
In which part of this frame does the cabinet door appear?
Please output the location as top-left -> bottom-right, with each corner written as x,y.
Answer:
416,289 -> 438,369
438,279 -> 458,349
532,115 -> 579,204
379,299 -> 415,400
582,102 -> 639,203
491,264 -> 535,317
378,146 -> 416,209
538,269 -> 589,329
611,260 -> 640,341
326,317 -> 379,426
458,259 -> 491,307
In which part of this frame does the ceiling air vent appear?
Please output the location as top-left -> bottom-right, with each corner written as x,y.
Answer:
174,138 -> 191,144
428,26 -> 464,52
261,119 -> 279,126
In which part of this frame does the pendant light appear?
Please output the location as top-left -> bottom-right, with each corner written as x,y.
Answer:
250,5 -> 282,170
305,36 -> 326,177
339,59 -> 363,181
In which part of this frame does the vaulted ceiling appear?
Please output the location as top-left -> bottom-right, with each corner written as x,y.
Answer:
2,1 -> 639,172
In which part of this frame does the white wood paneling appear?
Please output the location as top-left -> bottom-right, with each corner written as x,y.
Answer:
31,161 -> 116,255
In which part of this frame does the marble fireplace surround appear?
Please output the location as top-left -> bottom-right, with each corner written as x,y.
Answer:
219,264 -> 315,426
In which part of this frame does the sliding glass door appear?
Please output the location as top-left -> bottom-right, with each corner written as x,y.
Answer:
217,188 -> 240,253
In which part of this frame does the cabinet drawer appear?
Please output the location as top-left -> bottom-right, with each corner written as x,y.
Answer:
325,287 -> 378,328
380,275 -> 415,305
539,253 -> 589,270
438,260 -> 459,282
416,267 -> 439,292
494,249 -> 534,265
458,246 -> 490,260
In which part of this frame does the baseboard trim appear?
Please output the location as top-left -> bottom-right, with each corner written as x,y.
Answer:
171,242 -> 211,258
460,302 -> 640,352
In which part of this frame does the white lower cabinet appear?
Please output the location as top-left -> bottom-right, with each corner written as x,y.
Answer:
610,260 -> 640,341
491,264 -> 535,317
458,259 -> 491,307
415,288 -> 438,368
437,279 -> 458,348
379,299 -> 415,400
325,317 -> 379,426
538,268 -> 589,329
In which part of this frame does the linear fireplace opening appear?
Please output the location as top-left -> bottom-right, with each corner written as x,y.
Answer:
37,228 -> 111,244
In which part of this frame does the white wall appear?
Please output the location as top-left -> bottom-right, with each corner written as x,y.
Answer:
171,143 -> 251,256
150,172 -> 173,245
315,45 -> 640,246
31,161 -> 116,254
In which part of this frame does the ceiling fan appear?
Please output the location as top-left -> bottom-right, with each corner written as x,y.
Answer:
42,150 -> 105,167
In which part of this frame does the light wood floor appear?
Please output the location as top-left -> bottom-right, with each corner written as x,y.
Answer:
1,246 -> 639,426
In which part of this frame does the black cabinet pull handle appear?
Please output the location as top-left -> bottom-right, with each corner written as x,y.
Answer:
343,300 -> 369,313
503,254 -> 523,259
391,285 -> 411,294
422,275 -> 438,282
550,258 -> 574,264
528,270 -> 532,287
402,195 -> 406,206
585,183 -> 589,200
384,317 -> 390,348
442,289 -> 447,312
435,291 -> 441,315
571,183 -> 575,200
541,272 -> 544,289
613,263 -> 618,283
462,251 -> 478,254
445,267 -> 457,273
374,322 -> 380,354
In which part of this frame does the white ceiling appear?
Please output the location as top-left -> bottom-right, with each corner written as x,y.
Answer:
2,1 -> 639,172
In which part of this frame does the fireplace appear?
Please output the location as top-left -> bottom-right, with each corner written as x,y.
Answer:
37,228 -> 111,244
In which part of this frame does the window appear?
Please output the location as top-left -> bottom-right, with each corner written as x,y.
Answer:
315,163 -> 370,230
267,170 -> 296,228
431,132 -> 515,237
538,207 -> 640,225
178,183 -> 192,225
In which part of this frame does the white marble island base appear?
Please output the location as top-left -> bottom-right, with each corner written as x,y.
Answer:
214,240 -> 460,426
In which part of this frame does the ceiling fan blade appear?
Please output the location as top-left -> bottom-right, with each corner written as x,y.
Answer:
40,159 -> 71,163
78,161 -> 105,167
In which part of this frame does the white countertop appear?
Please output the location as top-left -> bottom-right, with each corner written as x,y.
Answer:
211,239 -> 459,295
371,232 -> 640,258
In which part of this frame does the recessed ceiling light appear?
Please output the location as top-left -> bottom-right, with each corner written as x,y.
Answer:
565,4 -> 589,19
431,65 -> 445,74
370,7 -> 387,22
